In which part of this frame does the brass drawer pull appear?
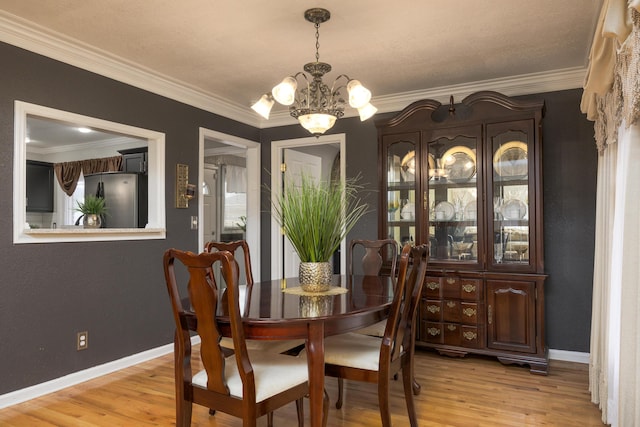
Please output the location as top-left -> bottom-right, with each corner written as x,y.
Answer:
427,281 -> 439,290
462,284 -> 476,293
447,324 -> 457,331
463,331 -> 477,341
427,327 -> 441,336
427,305 -> 440,314
446,278 -> 456,284
446,301 -> 456,308
462,307 -> 477,317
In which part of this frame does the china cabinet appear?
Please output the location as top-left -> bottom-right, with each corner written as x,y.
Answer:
376,91 -> 548,374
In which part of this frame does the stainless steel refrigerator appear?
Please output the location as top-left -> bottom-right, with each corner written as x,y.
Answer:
84,172 -> 148,228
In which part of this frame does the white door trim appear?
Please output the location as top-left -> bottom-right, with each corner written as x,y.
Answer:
270,134 -> 347,280
198,128 -> 260,278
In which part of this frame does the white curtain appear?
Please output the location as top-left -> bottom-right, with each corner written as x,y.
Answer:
615,124 -> 640,427
226,165 -> 247,193
584,2 -> 640,426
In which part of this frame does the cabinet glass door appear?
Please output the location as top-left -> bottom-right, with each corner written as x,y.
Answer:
488,120 -> 534,270
425,126 -> 482,267
383,133 -> 418,249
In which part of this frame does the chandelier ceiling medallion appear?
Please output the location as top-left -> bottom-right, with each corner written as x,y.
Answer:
251,8 -> 377,136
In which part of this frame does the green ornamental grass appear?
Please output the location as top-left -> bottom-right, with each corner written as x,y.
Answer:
75,195 -> 107,215
271,174 -> 369,263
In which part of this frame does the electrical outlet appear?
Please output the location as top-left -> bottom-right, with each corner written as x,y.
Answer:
190,216 -> 198,229
77,331 -> 88,350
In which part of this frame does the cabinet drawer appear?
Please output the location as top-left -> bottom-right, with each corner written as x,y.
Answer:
442,300 -> 461,322
442,277 -> 460,298
460,279 -> 483,301
421,321 -> 443,344
421,300 -> 442,321
461,325 -> 485,349
461,302 -> 483,325
424,277 -> 442,298
443,323 -> 461,346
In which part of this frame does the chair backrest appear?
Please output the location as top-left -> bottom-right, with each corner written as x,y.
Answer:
348,239 -> 399,277
381,244 -> 429,366
205,240 -> 254,286
163,248 -> 255,398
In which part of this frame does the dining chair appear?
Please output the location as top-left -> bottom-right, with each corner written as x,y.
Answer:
204,240 -> 305,355
163,248 -> 309,427
347,238 -> 421,395
322,243 -> 429,427
348,239 -> 398,338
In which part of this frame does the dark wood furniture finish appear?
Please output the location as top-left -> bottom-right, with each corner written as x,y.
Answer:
323,244 -> 428,426
376,91 -> 548,374
26,160 -> 54,212
163,249 -> 311,427
348,238 -> 398,277
212,274 -> 394,427
204,240 -> 305,355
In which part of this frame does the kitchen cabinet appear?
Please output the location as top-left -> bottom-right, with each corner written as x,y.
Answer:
26,160 -> 54,212
376,91 -> 548,373
119,147 -> 147,174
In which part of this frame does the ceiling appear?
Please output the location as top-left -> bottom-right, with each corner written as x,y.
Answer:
1,1 -> 601,130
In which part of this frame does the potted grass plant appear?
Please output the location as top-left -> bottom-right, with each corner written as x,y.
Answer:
75,195 -> 107,228
271,173 -> 369,292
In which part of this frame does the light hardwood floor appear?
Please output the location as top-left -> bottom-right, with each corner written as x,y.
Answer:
0,348 -> 605,426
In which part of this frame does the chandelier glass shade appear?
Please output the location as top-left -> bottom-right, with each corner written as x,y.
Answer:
251,8 -> 377,136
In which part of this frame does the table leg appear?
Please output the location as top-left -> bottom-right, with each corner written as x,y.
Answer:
306,322 -> 325,427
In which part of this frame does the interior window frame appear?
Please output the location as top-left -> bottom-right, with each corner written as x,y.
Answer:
13,100 -> 166,243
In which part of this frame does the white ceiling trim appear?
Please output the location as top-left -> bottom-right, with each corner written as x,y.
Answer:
1,10 -> 586,130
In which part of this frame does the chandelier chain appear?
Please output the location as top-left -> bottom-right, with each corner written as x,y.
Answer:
315,23 -> 320,62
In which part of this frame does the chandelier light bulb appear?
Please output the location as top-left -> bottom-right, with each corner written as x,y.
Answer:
272,77 -> 298,106
251,94 -> 275,119
357,103 -> 378,121
347,80 -> 372,109
298,113 -> 337,136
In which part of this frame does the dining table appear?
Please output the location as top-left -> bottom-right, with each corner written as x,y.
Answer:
214,274 -> 395,427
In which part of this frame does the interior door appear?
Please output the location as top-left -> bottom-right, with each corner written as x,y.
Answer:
282,148 -> 323,279
203,166 -> 217,243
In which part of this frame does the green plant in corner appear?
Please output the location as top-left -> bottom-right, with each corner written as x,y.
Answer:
270,173 -> 369,263
75,195 -> 107,215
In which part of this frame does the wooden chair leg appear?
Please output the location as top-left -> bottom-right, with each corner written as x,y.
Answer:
412,378 -> 421,395
267,411 -> 274,427
403,368 -> 419,427
208,408 -> 216,415
295,398 -> 304,427
336,378 -> 344,409
377,378 -> 392,427
176,391 -> 192,427
323,389 -> 329,427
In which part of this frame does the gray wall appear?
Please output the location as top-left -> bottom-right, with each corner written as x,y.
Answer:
0,42 -> 258,395
0,39 -> 596,396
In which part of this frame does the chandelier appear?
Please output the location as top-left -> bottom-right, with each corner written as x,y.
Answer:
251,8 -> 377,136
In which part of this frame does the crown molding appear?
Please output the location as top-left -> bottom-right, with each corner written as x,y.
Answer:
0,11 -> 260,127
1,11 -> 586,130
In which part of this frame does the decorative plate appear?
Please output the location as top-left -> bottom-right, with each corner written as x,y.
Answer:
434,201 -> 455,221
463,201 -> 477,221
441,146 -> 476,182
400,150 -> 415,182
501,198 -> 527,220
493,141 -> 528,178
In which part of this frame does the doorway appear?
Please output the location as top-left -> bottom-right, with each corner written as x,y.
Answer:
199,128 -> 260,276
270,134 -> 346,280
